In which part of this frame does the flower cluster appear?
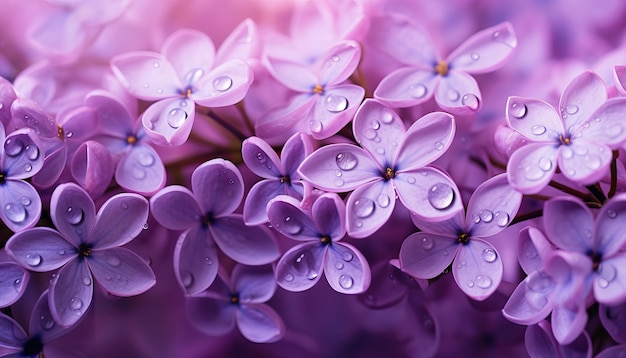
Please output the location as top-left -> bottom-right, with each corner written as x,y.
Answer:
0,0 -> 626,357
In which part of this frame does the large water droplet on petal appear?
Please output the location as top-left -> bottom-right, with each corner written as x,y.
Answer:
353,198 -> 375,218
167,108 -> 188,129
607,209 -> 617,219
482,248 -> 497,263
309,120 -> 323,134
282,216 -> 303,235
479,210 -> 493,223
25,253 -> 42,267
381,112 -> 394,124
376,194 -> 390,208
494,211 -> 510,227
324,94 -> 348,112
421,236 -> 434,250
4,202 -> 26,223
565,105 -> 579,115
434,141 -> 444,151
283,273 -> 294,282
65,207 -> 83,225
427,183 -> 455,210
69,297 -> 83,311
24,145 -> 39,160
342,252 -> 353,262
20,196 -> 31,206
82,277 -> 92,286
476,274 -> 492,289
470,52 -> 480,60
335,152 -> 358,171
213,76 -> 233,91
40,314 -> 55,330
538,157 -> 552,172
510,103 -> 527,119
335,262 -> 344,270
597,263 -> 617,288
531,125 -> 546,136
4,138 -> 24,157
461,94 -> 479,110
339,274 -> 354,289
409,83 -> 427,98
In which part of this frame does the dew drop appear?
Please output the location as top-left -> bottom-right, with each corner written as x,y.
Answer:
447,89 -> 460,102
57,249 -> 66,255
334,178 -> 344,187
494,211 -> 510,227
184,68 -> 204,84
467,280 -> 475,288
363,129 -> 377,140
138,152 -> 155,167
156,88 -> 163,94
152,61 -> 160,68
355,220 -> 363,228
309,120 -> 323,133
167,108 -> 188,129
143,223 -> 149,230
470,52 -> 480,60
204,257 -> 213,265
479,210 -> 493,223
476,274 -> 493,289
213,76 -> 233,91
24,145 -> 39,160
342,252 -> 353,262
4,138 -> 23,157
561,146 -> 574,159
106,252 -> 121,267
371,120 -> 380,130
375,147 -> 385,155
472,213 -> 481,224
538,157 -> 552,172
409,83 -> 427,98
282,216 -> 303,235
597,263 -> 617,288
295,253 -> 305,263
434,141 -> 444,151
324,94 -> 348,112
4,203 -> 26,223
598,278 -> 610,288
407,176 -> 416,184
20,196 -> 31,206
567,168 -> 576,176
335,170 -> 342,177
335,262 -> 344,270
307,272 -> 318,280
531,125 -> 546,136
339,274 -> 354,289
353,198 -> 375,218
65,131 -> 73,138
13,279 -> 21,292
421,236 -> 434,250
24,164 -> 32,172
427,183 -> 455,210
133,166 -> 147,180
69,297 -> 83,311
283,273 -> 294,282
40,314 -> 55,331
607,209 -> 617,219
82,277 -> 92,286
65,207 -> 83,225
461,94 -> 479,110
335,152 -> 358,171
566,105 -> 579,115
376,194 -> 390,208
492,31 -> 501,40
585,154 -> 601,170
509,103 -> 527,119
181,271 -> 194,288
381,112 -> 394,124
482,248 -> 497,263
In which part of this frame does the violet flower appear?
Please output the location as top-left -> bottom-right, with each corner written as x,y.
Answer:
150,159 -> 280,295
267,193 -> 371,294
6,183 -> 156,327
299,99 -> 462,238
524,320 -> 591,358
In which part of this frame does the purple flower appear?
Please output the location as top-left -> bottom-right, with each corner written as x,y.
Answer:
399,174 -> 522,300
150,159 -> 279,295
111,28 -> 253,146
186,264 -> 284,343
524,320 -> 591,358
614,65 -> 626,96
6,183 -> 155,327
373,17 -> 516,114
506,70 -> 626,194
0,127 -> 44,232
256,41 -> 365,142
298,99 -> 461,238
241,132 -> 312,225
267,193 -> 371,294
0,256 -> 30,309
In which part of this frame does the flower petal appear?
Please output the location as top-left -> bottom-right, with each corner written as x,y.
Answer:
543,196 -> 594,253
281,132 -> 313,177
232,264 -> 276,304
518,227 -> 555,274
394,166 -> 463,222
506,97 -> 564,141
558,140 -> 611,185
0,312 -> 26,350
186,295 -> 236,336
0,180 -> 42,232
215,19 -> 261,64
244,180 -> 285,226
192,59 -> 253,107
192,159 -> 244,217
324,242 -> 370,294
211,215 -> 279,265
551,304 -> 588,345
559,70 -> 607,134
254,94 -> 313,144
318,41 -> 361,86
173,226 -> 218,295
395,111 -> 455,171
115,143 -> 166,196
353,99 -> 406,168
374,67 -> 437,108
614,65 -> 626,96
434,71 -> 481,115
70,140 -> 114,198
453,239 -> 503,301
0,262 -> 29,308
448,22 -> 517,74
346,179 -> 395,238
241,136 -> 283,179
524,322 -> 559,358
312,193 -> 346,241
150,185 -> 201,230
6,227 -> 76,272
507,143 -> 558,194
596,344 -> 626,358
597,194 -> 626,256
502,271 -> 555,325
599,302 -> 626,344
50,182 -> 96,247
544,251 -> 592,308
10,98 -> 57,138
29,290 -> 71,342
465,173 -> 523,238
110,52 -> 182,100
267,195 -> 319,241
275,242 -> 325,292
3,129 -> 44,180
89,193 -> 148,249
399,232 -> 458,279
89,247 -> 155,296
84,90 -> 134,136
298,143 -> 380,192
141,98 -> 195,146
594,255 -> 626,305
236,304 -> 284,343
161,29 -> 215,84
31,143 -> 67,189
308,84 -> 364,140
49,259 -> 93,327
266,57 -> 317,92
576,98 -> 626,147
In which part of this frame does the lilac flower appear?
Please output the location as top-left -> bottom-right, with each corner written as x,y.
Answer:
150,159 -> 279,295
399,174 -> 522,300
506,70 -> 626,194
256,41 -> 365,141
241,132 -> 312,225
0,127 -> 44,232
372,16 -> 517,114
111,28 -> 253,146
186,264 -> 284,343
614,65 -> 626,96
6,183 -> 156,327
0,257 -> 30,309
298,99 -> 461,238
267,193 -> 371,294
599,300 -> 626,344
524,320 -> 591,358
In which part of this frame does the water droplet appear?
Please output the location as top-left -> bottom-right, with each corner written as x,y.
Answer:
409,83 -> 427,98
467,280 -> 475,288
428,183 -> 455,210
510,103 -> 527,119
138,152 -> 155,167
324,94 -> 348,112
4,203 -> 25,223
82,277 -> 92,286
69,297 -> 83,311
523,164 -> 544,181
204,257 -> 213,265
307,272 -> 318,280
181,271 -> 194,288
447,89 -> 460,102
597,263 -> 617,288
184,68 -> 204,84
376,194 -> 390,208
284,273 -> 294,282
407,176 -> 416,184
375,147 -> 385,155
342,252 -> 353,262
566,105 -> 579,115
57,249 -> 65,255
538,157 -> 552,171
434,141 -> 444,150
470,52 -> 480,60
167,108 -> 188,129
363,129 -> 377,140
133,166 -> 147,180
353,198 -> 375,218
531,125 -> 546,136
156,88 -> 164,94
24,164 -> 32,172
40,314 -> 55,330
355,220 -> 363,228
494,211 -> 510,227
309,120 -> 323,133
24,145 -> 39,160
334,178 -> 344,187
421,236 -> 434,250
492,31 -> 501,40
13,278 -> 21,292
335,262 -> 344,270
143,223 -> 149,230
607,209 -> 617,219
381,112 -> 394,124
461,94 -> 479,110
142,83 -> 149,89
65,207 -> 83,225
482,248 -> 497,263
585,154 -> 601,170
65,131 -> 73,138
479,210 -> 493,223
339,274 -> 354,289
330,55 -> 340,62
598,278 -> 610,288
20,196 -> 31,206
106,252 -> 121,267
213,76 -> 233,91
4,138 -> 23,157
567,168 -> 576,176
476,274 -> 493,289
152,61 -> 160,68
282,216 -> 303,235
335,152 -> 358,171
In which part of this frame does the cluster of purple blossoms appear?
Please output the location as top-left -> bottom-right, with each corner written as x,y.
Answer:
2,0 -> 626,357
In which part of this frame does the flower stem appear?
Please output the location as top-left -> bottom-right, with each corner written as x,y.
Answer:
510,209 -> 543,226
205,109 -> 247,142
608,150 -> 619,198
586,184 -> 606,204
